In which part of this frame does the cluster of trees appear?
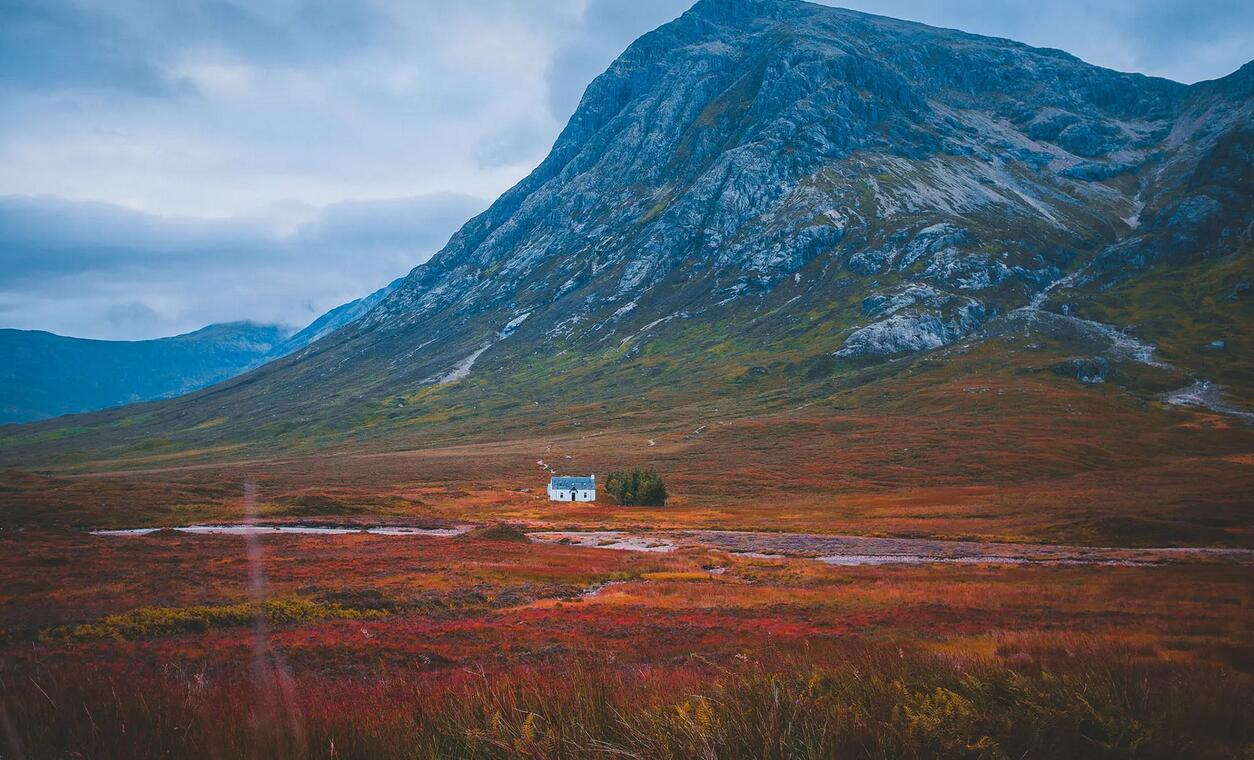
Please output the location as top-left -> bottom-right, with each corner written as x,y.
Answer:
604,468 -> 668,506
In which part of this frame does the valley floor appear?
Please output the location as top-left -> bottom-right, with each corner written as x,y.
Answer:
5,379 -> 1252,548
1,373 -> 1251,758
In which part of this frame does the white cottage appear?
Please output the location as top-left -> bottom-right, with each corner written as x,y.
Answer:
548,475 -> 596,502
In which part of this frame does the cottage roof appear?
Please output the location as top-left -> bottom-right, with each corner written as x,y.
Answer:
549,476 -> 595,490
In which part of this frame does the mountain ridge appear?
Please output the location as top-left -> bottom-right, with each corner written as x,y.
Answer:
0,322 -> 291,423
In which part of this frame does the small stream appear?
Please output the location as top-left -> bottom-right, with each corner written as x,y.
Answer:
90,525 -> 1253,567
684,529 -> 1254,567
1163,380 -> 1254,421
527,531 -> 677,553
1006,270 -> 1251,423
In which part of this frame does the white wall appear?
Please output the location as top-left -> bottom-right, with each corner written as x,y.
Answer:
548,488 -> 595,501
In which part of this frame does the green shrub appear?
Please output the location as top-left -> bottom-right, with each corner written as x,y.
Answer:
604,468 -> 668,506
54,598 -> 385,641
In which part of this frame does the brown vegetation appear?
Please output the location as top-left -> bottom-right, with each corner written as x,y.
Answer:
0,349 -> 1250,757
0,526 -> 1250,757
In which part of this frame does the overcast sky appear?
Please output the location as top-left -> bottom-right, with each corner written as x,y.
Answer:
2,0 -> 1251,340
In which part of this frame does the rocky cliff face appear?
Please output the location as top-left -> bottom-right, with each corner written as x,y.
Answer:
1088,62 -> 1254,279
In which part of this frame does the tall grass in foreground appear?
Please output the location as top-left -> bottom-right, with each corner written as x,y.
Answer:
3,642 -> 1249,759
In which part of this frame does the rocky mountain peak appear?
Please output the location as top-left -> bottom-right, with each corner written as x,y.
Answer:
348,1 -> 1240,382
685,0 -> 804,23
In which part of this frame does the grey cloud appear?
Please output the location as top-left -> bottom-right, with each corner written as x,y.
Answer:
103,300 -> 163,331
0,193 -> 485,339
177,0 -> 382,64
0,0 -> 188,96
0,0 -> 386,97
1121,0 -> 1254,82
0,196 -> 268,280
829,0 -> 1254,83
294,194 -> 486,252
472,121 -> 555,169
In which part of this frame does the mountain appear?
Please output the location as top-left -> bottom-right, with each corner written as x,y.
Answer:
0,278 -> 403,423
0,322 -> 291,423
274,277 -> 404,356
2,0 -> 1250,463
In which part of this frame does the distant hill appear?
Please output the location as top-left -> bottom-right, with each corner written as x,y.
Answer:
0,278 -> 401,423
0,322 -> 290,423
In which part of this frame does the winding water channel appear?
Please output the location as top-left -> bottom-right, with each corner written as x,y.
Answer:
90,524 -> 1254,567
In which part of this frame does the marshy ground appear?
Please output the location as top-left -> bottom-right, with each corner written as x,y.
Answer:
1,375 -> 1251,757
2,515 -> 1251,757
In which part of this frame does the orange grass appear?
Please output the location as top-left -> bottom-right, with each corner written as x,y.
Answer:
4,377 -> 1251,547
